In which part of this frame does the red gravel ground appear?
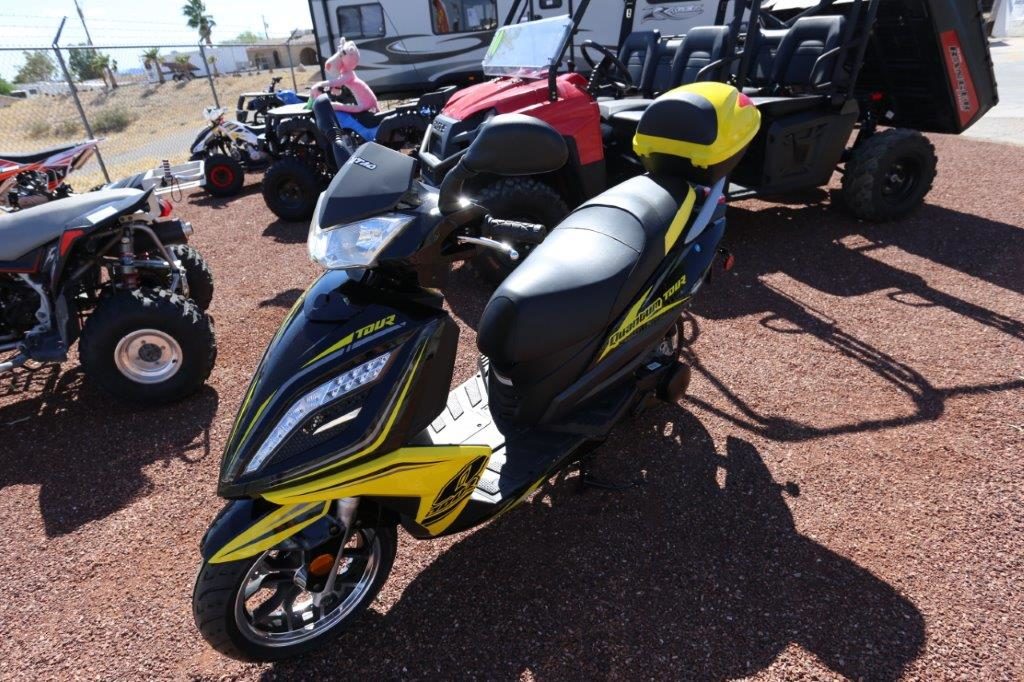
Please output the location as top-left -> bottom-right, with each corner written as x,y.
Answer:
0,133 -> 1021,681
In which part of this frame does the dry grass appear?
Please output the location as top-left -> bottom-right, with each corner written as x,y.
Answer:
0,69 -> 322,186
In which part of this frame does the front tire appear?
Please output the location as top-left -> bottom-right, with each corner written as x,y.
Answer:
474,177 -> 570,285
193,525 -> 397,662
204,153 -> 245,197
79,288 -> 216,404
262,157 -> 322,222
841,128 -> 937,222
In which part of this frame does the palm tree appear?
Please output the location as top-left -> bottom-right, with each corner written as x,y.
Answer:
207,54 -> 219,77
182,0 -> 216,46
142,48 -> 165,84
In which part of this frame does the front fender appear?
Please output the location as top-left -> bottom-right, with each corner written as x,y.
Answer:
201,499 -> 334,564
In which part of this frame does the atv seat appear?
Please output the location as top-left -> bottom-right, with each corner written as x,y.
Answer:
0,142 -> 82,165
478,173 -> 691,369
0,189 -> 145,261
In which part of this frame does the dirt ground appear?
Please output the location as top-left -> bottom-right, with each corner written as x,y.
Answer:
0,133 -> 1021,681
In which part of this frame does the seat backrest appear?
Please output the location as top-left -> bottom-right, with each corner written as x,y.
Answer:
746,28 -> 788,87
618,30 -> 661,97
769,16 -> 845,89
670,26 -> 733,87
649,37 -> 683,96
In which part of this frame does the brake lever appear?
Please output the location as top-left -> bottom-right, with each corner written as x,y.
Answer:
456,236 -> 519,262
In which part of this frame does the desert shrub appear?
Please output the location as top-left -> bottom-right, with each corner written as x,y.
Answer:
91,107 -> 135,133
26,119 -> 50,137
52,119 -> 81,137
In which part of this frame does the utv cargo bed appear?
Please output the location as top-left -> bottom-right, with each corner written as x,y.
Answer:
775,0 -> 998,133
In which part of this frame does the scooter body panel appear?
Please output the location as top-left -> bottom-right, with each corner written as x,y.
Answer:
218,269 -> 458,500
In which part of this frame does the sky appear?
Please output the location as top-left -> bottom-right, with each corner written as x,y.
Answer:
0,0 -> 314,47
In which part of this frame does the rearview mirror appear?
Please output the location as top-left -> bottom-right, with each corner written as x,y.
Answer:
463,114 -> 569,176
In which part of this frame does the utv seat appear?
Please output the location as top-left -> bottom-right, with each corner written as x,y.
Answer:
599,26 -> 734,125
0,189 -> 146,261
0,142 -> 83,165
619,30 -> 661,98
750,16 -> 846,94
478,173 -> 692,368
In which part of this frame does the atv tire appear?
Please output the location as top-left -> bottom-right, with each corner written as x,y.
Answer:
79,288 -> 216,405
205,154 -> 245,197
841,128 -> 937,222
170,244 -> 215,311
474,177 -> 570,285
262,157 -> 322,222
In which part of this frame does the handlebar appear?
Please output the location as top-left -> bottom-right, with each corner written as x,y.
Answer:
311,94 -> 352,169
482,216 -> 546,245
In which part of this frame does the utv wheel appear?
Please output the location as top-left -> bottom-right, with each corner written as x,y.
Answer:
262,157 -> 322,222
170,244 -> 215,311
205,154 -> 245,197
841,128 -> 937,222
474,177 -> 570,285
79,288 -> 216,405
193,525 -> 397,662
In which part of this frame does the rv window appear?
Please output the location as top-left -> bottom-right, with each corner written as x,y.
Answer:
337,3 -> 386,39
429,0 -> 499,34
539,0 -> 563,7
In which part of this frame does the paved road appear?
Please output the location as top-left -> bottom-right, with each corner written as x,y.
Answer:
964,36 -> 1024,146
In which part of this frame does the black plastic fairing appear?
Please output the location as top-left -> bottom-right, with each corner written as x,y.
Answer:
316,142 -> 415,230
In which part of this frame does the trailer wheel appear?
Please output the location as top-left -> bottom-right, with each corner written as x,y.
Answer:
841,128 -> 937,222
474,177 -> 570,285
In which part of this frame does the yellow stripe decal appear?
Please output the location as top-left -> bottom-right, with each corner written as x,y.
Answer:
303,331 -> 355,368
238,392 -> 276,447
663,185 -> 697,252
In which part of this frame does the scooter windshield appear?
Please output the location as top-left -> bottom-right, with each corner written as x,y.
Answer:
482,14 -> 574,79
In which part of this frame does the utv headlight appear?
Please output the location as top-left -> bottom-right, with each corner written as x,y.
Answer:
243,351 -> 392,475
308,212 -> 414,269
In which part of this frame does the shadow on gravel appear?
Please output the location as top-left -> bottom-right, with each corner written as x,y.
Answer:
264,406 -> 923,680
685,199 -> 1024,441
0,366 -> 218,537
262,219 -> 308,244
187,181 -> 263,210
259,288 -> 304,309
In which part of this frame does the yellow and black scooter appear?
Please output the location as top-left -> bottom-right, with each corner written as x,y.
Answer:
193,86 -> 760,661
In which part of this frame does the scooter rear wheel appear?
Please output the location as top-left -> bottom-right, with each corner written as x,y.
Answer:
193,525 -> 397,662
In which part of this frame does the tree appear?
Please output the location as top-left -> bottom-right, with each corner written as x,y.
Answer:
229,30 -> 262,44
13,51 -> 56,84
142,48 -> 165,84
182,0 -> 216,46
207,55 -> 219,77
0,77 -> 12,95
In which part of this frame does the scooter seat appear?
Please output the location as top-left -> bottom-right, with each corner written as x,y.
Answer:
0,142 -> 81,165
0,189 -> 145,261
478,173 -> 691,367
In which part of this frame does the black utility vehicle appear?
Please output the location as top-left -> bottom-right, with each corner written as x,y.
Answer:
604,0 -> 999,220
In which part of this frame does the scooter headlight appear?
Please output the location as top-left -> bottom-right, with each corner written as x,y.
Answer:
308,211 -> 414,270
243,351 -> 392,475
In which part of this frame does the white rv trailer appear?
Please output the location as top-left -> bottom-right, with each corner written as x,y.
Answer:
306,0 -> 728,94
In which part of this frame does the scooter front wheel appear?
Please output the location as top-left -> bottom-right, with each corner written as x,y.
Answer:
193,525 -> 397,662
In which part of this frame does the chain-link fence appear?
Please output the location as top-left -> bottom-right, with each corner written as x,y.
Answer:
0,40 -> 323,190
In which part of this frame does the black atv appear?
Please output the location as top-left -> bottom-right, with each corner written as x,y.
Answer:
0,189 -> 216,404
260,86 -> 456,222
